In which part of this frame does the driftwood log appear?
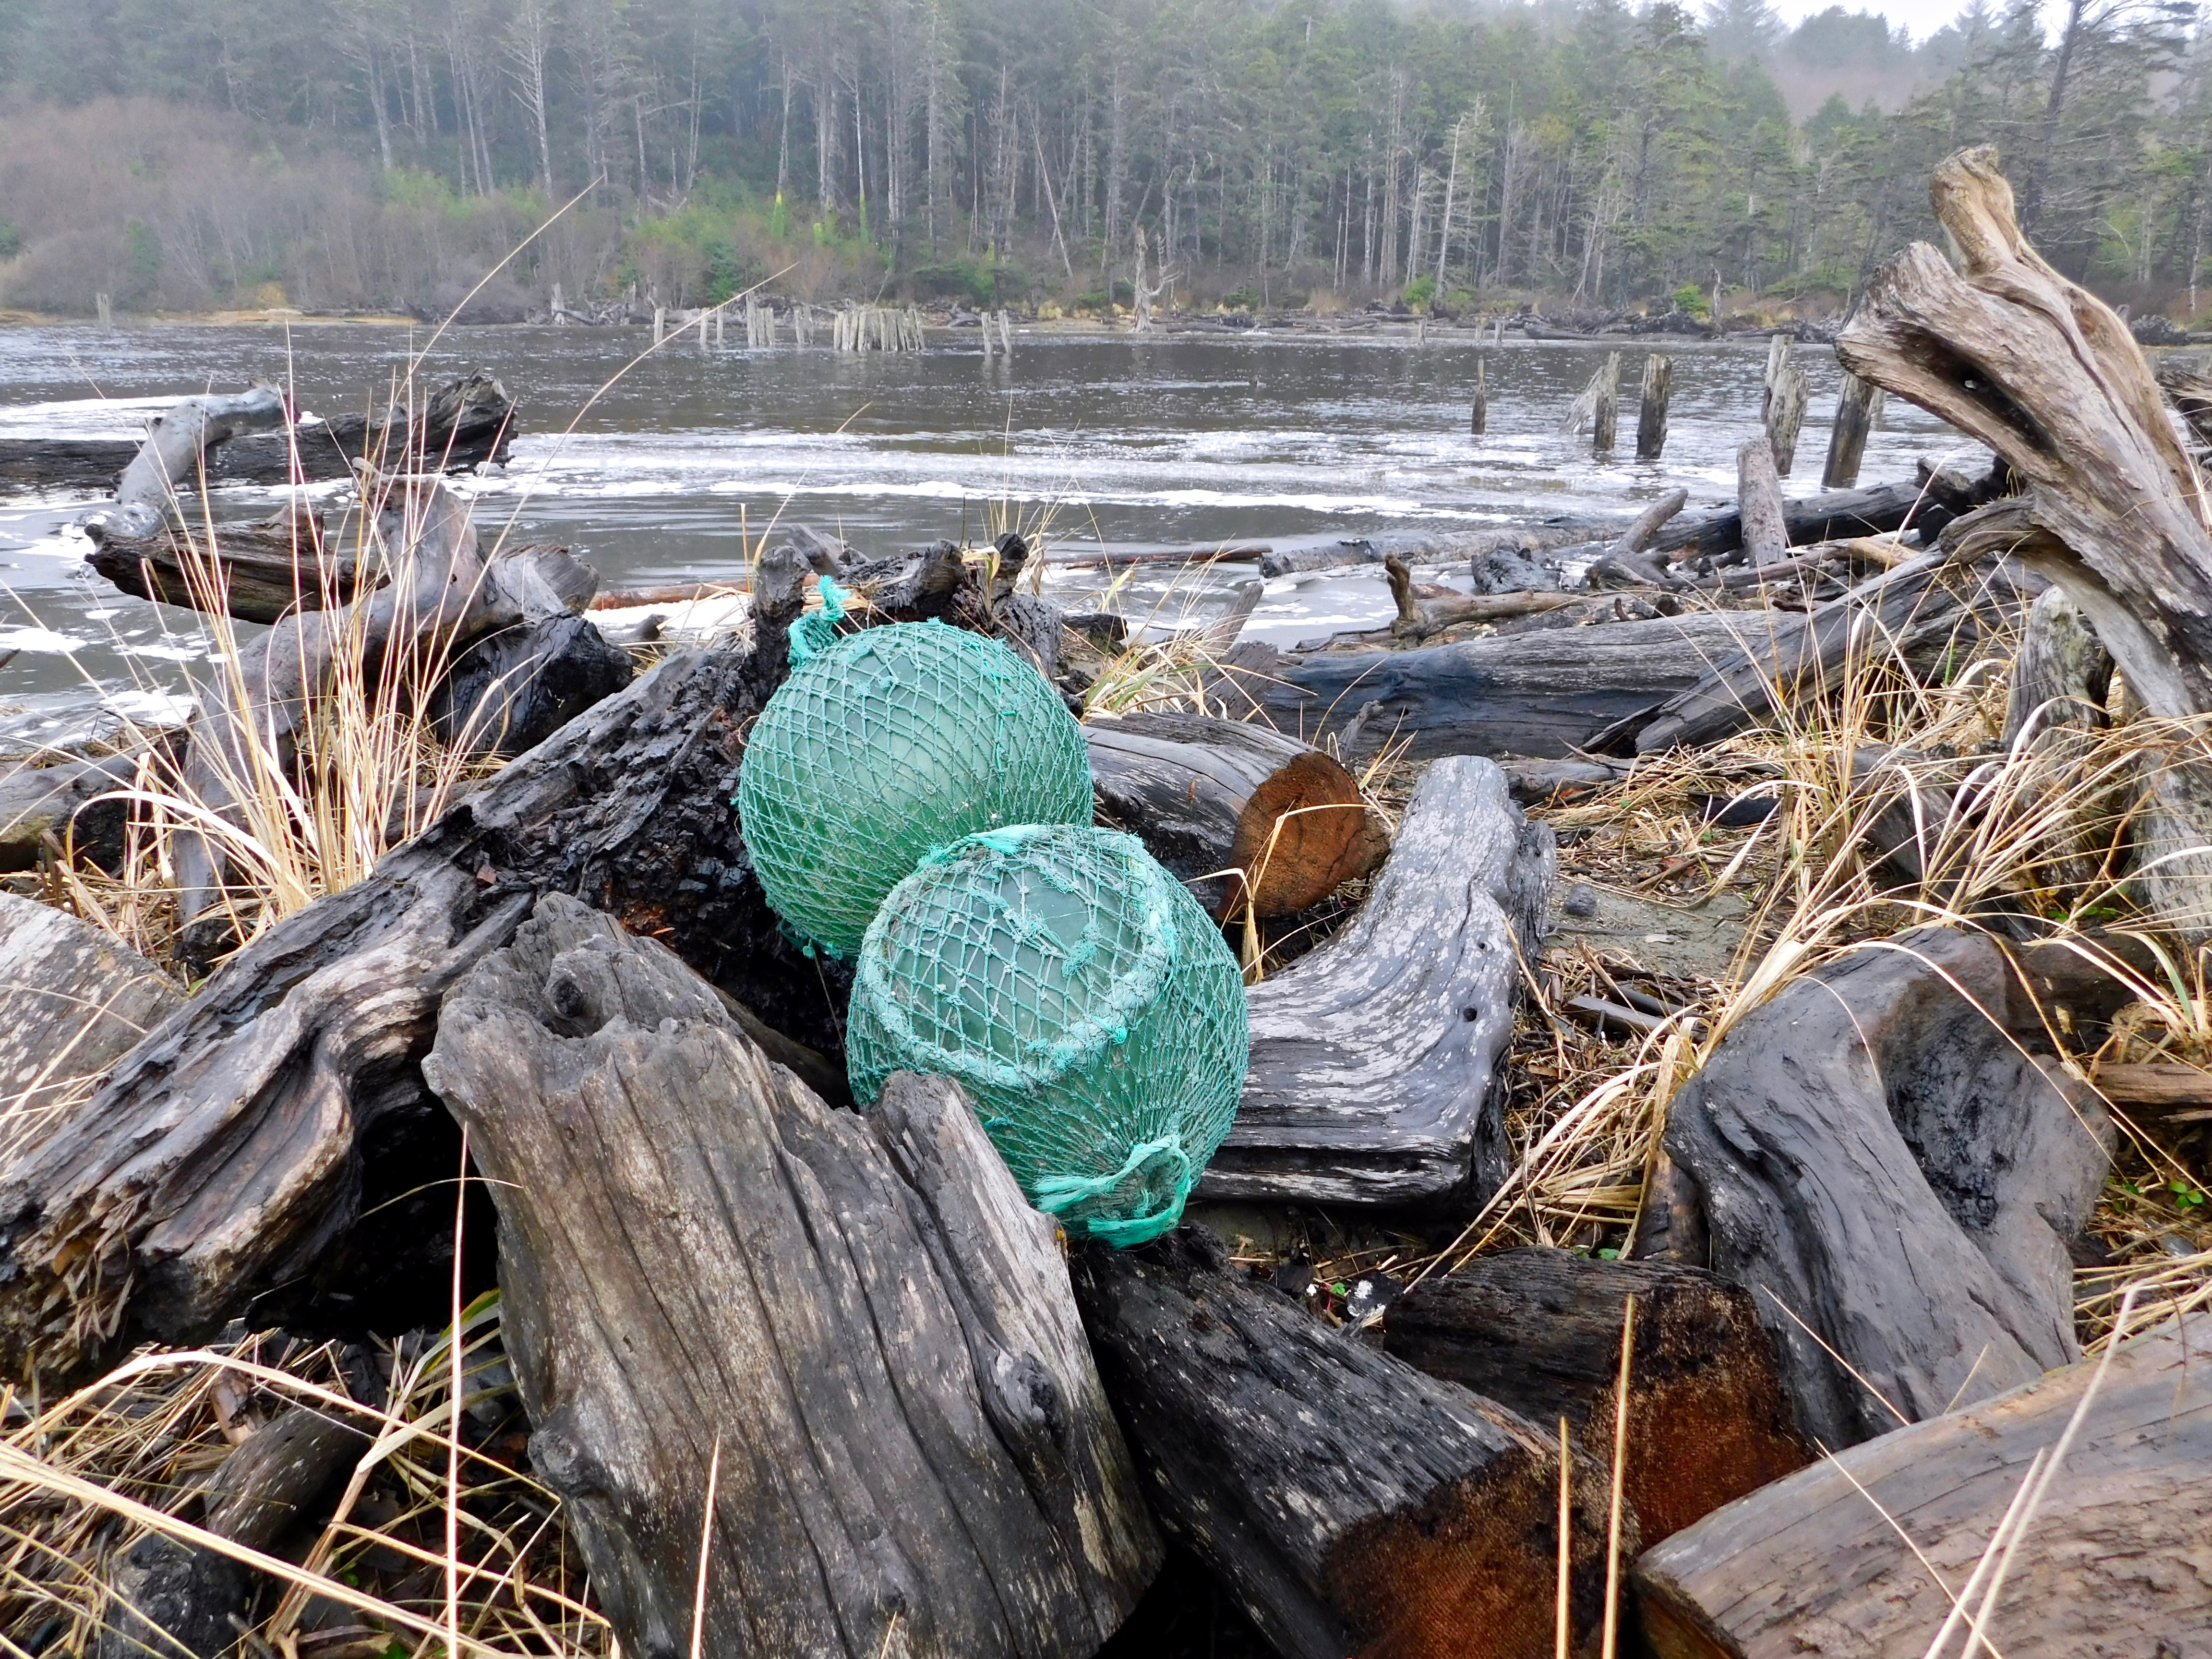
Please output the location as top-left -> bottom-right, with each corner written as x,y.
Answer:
0,895 -> 181,1160
1640,928 -> 2117,1450
1838,145 -> 2212,933
1070,1225 -> 1619,1659
0,555 -> 830,1383
1384,1250 -> 1809,1546
84,387 -> 289,544
5,372 -> 512,496
0,749 -> 147,873
1086,712 -> 1387,918
1200,757 -> 1554,1209
1214,611 -> 1759,760
1617,544 -> 2040,756
1585,487 -> 1690,589
1735,438 -> 1788,566
423,898 -> 1158,1659
1636,1308 -> 2212,1657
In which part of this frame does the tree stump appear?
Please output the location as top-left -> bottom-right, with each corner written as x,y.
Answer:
423,896 -> 1159,1659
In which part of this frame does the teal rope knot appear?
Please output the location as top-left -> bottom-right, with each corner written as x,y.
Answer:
1034,1138 -> 1195,1246
787,576 -> 850,664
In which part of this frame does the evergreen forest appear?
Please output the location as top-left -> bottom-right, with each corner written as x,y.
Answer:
0,0 -> 2202,321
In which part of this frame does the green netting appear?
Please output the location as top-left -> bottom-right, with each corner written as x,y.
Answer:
845,823 -> 1249,1247
735,617 -> 1093,959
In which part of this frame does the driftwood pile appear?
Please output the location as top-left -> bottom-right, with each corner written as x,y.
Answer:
1,144 -> 2208,1657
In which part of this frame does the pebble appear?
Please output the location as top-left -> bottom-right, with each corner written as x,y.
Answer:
1563,880 -> 1599,918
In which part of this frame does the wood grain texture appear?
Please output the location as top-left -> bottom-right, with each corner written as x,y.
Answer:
423,896 -> 1158,1659
1087,711 -> 1387,917
1201,756 -> 1554,1211
1635,1309 -> 2212,1659
1071,1225 -> 1619,1659
1649,927 -> 2115,1450
0,556 -> 826,1382
1385,1249 -> 1809,1545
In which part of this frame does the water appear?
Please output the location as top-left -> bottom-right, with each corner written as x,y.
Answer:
0,323 -> 1975,746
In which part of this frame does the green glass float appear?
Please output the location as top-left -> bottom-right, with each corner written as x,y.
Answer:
845,823 -> 1249,1246
736,614 -> 1093,959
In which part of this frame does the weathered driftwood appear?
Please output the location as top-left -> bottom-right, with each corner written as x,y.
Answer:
0,894 -> 181,1159
1070,1225 -> 1618,1659
1636,1308 -> 2212,1658
1585,487 -> 1690,589
1,373 -> 512,496
1838,146 -> 2212,932
1760,335 -> 1809,474
423,898 -> 1158,1659
427,612 -> 635,760
1820,370 -> 1882,490
85,499 -> 369,624
1635,352 -> 1673,461
1375,554 -> 1582,639
1085,711 -> 1387,918
1735,437 -> 1788,566
1645,478 -> 1932,564
1259,521 -> 1617,579
1200,757 -> 1554,1209
1620,547 -> 2038,756
1470,356 -> 1490,435
1643,928 -> 2116,1449
1385,1250 -> 1809,1544
1212,612 -> 1760,760
0,557 -> 827,1383
171,482 -> 599,931
90,387 -> 289,543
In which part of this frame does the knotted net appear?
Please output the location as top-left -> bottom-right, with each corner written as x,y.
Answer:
735,616 -> 1093,959
845,823 -> 1249,1246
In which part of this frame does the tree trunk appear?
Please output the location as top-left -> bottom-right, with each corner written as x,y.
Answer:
423,898 -> 1159,1659
1086,712 -> 1388,918
1201,757 -> 1553,1210
1635,352 -> 1672,461
1070,1225 -> 1620,1659
0,554 -> 826,1384
1644,927 -> 2118,1450
1384,1250 -> 1810,1547
1636,1308 -> 2212,1659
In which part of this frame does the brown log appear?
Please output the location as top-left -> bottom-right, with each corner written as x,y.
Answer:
1085,711 -> 1387,918
1643,927 -> 2117,1450
1837,146 -> 2212,933
1202,756 -> 1554,1209
1635,1308 -> 2212,1658
2087,1060 -> 2212,1117
0,553 -> 826,1384
1820,370 -> 1881,490
1070,1224 -> 1620,1659
423,898 -> 1159,1659
85,499 -> 369,625
1384,1249 -> 1811,1545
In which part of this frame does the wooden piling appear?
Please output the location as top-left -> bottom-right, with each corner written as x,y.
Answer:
96,292 -> 112,330
1471,357 -> 1489,436
1822,371 -> 1882,490
652,306 -> 667,346
1593,350 -> 1623,454
1762,336 -> 1809,475
1636,353 -> 1673,462
1737,436 -> 1789,565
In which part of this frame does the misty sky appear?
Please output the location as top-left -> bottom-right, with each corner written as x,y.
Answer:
1769,0 -> 1976,36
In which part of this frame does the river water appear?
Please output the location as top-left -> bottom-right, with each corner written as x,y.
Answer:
0,322 -> 1973,748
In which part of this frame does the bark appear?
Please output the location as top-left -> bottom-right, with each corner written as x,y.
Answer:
1838,146 -> 2212,932
1635,352 -> 1672,462
1070,1225 -> 1619,1659
0,553 -> 826,1384
1645,928 -> 2118,1449
1086,711 -> 1388,918
1202,757 -> 1554,1210
1384,1249 -> 1809,1545
423,898 -> 1159,1659
1636,1309 -> 2212,1658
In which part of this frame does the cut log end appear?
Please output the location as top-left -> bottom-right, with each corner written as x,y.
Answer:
1233,749 -> 1391,915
